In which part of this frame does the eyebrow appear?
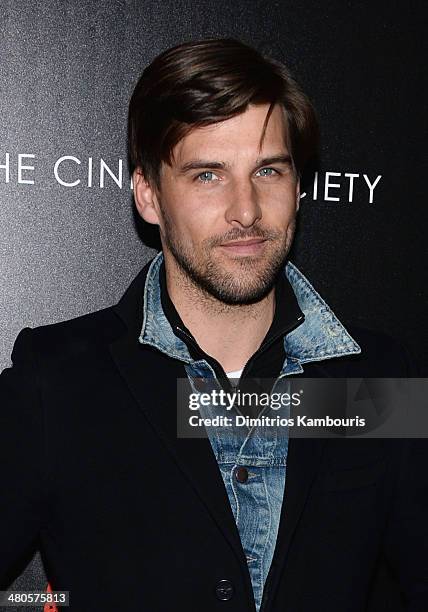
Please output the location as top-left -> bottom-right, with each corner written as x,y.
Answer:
177,154 -> 292,175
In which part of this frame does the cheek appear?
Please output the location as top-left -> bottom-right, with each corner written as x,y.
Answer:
258,181 -> 297,209
164,206 -> 214,248
161,182 -> 219,226
176,195 -> 223,236
262,197 -> 297,227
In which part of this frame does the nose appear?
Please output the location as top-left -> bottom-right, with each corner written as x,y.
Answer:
224,178 -> 262,228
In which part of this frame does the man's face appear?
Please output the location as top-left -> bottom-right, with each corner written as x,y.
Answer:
138,103 -> 300,305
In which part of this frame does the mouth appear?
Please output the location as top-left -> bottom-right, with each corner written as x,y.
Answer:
218,238 -> 267,255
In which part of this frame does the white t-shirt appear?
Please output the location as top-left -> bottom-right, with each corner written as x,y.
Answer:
226,368 -> 243,386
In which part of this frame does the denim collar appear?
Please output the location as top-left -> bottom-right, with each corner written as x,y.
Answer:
138,251 -> 361,373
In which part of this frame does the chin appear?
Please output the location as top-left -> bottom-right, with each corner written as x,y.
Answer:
211,286 -> 273,306
205,273 -> 277,305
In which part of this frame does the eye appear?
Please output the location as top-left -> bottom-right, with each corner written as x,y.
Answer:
196,171 -> 220,183
255,167 -> 278,177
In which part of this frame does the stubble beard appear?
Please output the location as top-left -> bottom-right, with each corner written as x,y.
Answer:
159,206 -> 296,306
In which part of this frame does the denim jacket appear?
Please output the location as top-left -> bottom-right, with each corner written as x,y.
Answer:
139,251 -> 361,611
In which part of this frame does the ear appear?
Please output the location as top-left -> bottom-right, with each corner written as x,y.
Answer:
132,168 -> 161,225
295,177 -> 301,212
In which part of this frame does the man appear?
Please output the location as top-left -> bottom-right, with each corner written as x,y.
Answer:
0,38 -> 426,612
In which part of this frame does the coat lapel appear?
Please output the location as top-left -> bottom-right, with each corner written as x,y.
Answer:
261,435 -> 326,608
108,262 -> 251,575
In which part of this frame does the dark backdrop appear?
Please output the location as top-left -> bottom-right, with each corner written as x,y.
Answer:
1,0 -> 426,607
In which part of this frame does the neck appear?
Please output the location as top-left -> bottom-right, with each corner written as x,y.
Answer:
164,256 -> 276,373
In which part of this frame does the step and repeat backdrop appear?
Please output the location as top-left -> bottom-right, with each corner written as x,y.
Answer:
1,0 -> 426,606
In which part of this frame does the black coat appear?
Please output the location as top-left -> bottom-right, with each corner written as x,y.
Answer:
1,260 -> 427,611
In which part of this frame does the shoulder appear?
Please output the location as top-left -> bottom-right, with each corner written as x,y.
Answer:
310,325 -> 419,377
10,306 -> 124,370
10,260 -> 153,365
349,325 -> 419,376
349,325 -> 407,355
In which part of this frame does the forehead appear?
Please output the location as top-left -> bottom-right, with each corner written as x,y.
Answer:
171,103 -> 290,164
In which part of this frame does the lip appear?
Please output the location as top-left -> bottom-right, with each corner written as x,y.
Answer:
218,238 -> 266,255
220,239 -> 266,247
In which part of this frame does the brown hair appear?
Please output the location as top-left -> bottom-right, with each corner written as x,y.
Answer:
128,38 -> 318,186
